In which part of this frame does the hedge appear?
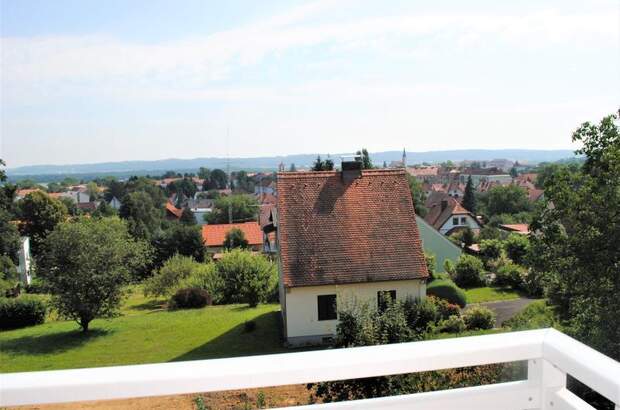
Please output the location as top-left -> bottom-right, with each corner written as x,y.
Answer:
0,296 -> 47,330
426,279 -> 467,308
169,288 -> 212,309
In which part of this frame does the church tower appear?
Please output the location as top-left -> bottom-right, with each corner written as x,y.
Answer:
402,148 -> 407,168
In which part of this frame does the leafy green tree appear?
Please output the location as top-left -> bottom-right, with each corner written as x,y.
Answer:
406,174 -> 427,217
180,207 -> 197,225
215,249 -> 277,307
19,191 -> 68,255
0,182 -> 17,215
60,197 -> 80,216
103,179 -> 126,202
324,156 -> 334,171
0,159 -> 6,182
41,217 -> 148,332
0,209 -> 21,263
479,239 -> 503,260
478,185 -> 531,217
504,234 -> 530,265
453,254 -> 485,287
356,148 -> 373,169
462,176 -> 476,213
312,155 -> 325,171
208,169 -> 228,190
16,179 -> 39,189
86,181 -> 100,201
119,191 -> 163,241
531,111 -> 620,361
197,167 -> 211,181
92,201 -> 117,218
125,176 -> 166,207
168,177 -> 197,199
288,163 -> 297,172
0,255 -> 20,295
205,194 -> 259,224
462,227 -> 475,247
223,228 -> 249,250
152,223 -> 205,267
509,167 -> 518,178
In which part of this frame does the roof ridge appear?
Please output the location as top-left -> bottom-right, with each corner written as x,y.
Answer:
278,168 -> 406,179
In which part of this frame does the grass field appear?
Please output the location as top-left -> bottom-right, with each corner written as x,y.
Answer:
0,289 -> 285,373
464,286 -> 521,304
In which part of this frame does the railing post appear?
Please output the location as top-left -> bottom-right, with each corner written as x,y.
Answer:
528,359 -> 567,409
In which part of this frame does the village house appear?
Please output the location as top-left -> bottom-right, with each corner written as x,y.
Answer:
201,221 -> 263,256
406,166 -> 440,183
274,162 -> 428,346
425,192 -> 481,235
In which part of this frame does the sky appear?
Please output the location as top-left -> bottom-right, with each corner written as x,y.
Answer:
1,0 -> 619,168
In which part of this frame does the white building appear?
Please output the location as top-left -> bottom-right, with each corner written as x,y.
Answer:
17,237 -> 32,285
273,165 -> 429,346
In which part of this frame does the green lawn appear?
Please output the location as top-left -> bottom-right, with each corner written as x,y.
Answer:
0,290 -> 285,373
464,286 -> 521,304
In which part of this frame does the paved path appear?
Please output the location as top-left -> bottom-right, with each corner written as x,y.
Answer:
468,298 -> 537,327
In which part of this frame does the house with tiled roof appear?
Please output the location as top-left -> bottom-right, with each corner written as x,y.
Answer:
274,161 -> 428,346
425,192 -> 481,235
165,202 -> 183,220
406,166 -> 440,183
201,222 -> 263,255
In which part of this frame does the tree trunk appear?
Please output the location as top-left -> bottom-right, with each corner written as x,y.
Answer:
80,319 -> 90,332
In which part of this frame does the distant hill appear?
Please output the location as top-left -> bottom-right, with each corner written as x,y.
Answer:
6,149 -> 575,181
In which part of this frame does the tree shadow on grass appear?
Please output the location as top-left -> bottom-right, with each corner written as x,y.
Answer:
129,299 -> 168,312
170,310 -> 316,363
0,328 -> 113,356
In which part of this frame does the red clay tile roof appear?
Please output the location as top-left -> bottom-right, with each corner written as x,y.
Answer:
528,188 -> 544,202
165,202 -> 183,218
407,166 -> 439,177
500,224 -> 530,234
276,169 -> 428,288
424,192 -> 475,230
202,222 -> 263,247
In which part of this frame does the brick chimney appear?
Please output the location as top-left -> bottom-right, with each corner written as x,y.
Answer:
341,155 -> 362,183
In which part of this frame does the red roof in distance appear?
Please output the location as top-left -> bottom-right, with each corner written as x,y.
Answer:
202,222 -> 263,247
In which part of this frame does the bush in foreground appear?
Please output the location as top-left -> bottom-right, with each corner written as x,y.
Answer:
453,255 -> 485,288
426,279 -> 467,308
169,288 -> 212,309
463,306 -> 496,330
437,314 -> 466,333
0,296 -> 47,330
494,263 -> 526,289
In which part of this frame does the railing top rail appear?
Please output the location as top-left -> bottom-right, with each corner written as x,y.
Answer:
542,328 -> 620,405
1,329 -> 546,406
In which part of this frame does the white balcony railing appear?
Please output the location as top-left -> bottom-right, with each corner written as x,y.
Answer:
1,328 -> 619,409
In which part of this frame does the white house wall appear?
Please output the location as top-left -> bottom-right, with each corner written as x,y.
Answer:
439,214 -> 480,235
284,279 -> 425,345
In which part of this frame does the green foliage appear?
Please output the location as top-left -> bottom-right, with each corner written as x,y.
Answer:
453,255 -> 485,288
462,227 -> 475,246
530,111 -> 620,360
479,239 -> 503,260
504,234 -> 530,264
207,169 -> 228,190
180,207 -> 197,225
215,250 -> 277,307
463,306 -> 496,330
119,191 -> 163,241
92,200 -> 117,218
178,263 -> 224,304
477,185 -> 532,218
356,148 -> 374,169
0,209 -> 21,262
426,279 -> 467,307
0,296 -> 47,329
168,177 -> 197,199
430,296 -> 461,320
312,155 -> 334,171
504,300 -> 560,331
19,191 -> 68,255
424,252 -> 436,280
223,227 -> 249,250
443,259 -> 455,275
437,315 -> 466,333
205,194 -> 259,224
145,254 -> 205,297
478,226 -> 501,240
462,176 -> 476,213
0,255 -> 20,296
403,297 -> 439,333
406,174 -> 428,217
0,158 -> 5,182
169,287 -> 212,309
41,217 -> 148,332
60,196 -> 80,216
152,223 -> 205,268
494,263 -> 525,289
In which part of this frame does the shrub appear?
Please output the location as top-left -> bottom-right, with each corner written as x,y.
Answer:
443,259 -> 456,275
178,263 -> 224,304
453,255 -> 485,288
495,263 -> 526,289
216,250 -> 277,307
430,296 -> 461,320
438,315 -> 466,333
520,270 -> 545,298
169,287 -> 211,309
479,239 -> 503,260
24,277 -> 47,294
145,254 -> 203,297
0,295 -> 47,329
504,300 -> 558,331
426,279 -> 467,308
504,234 -> 530,264
463,306 -> 496,330
244,320 -> 257,332
424,252 -> 436,281
403,297 -> 439,332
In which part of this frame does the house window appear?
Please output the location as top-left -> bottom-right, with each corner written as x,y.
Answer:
452,217 -> 459,225
317,294 -> 337,321
460,217 -> 467,225
377,290 -> 397,312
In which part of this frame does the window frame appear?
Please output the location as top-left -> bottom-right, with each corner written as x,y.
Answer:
452,217 -> 459,225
